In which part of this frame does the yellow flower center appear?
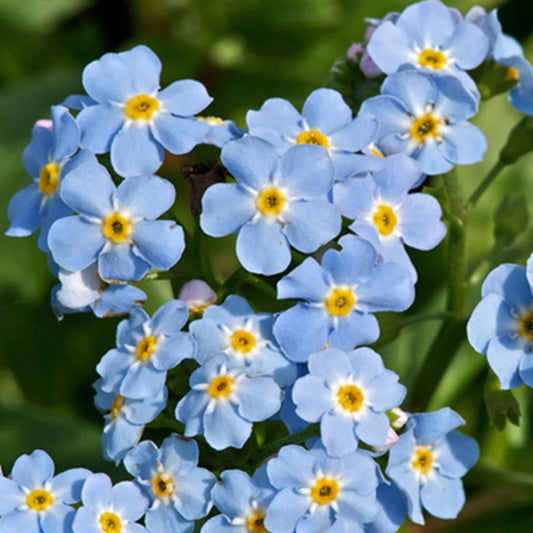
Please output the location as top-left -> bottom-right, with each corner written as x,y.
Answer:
231,330 -> 256,353
256,188 -> 285,216
412,446 -> 434,474
418,49 -> 446,70
208,375 -> 234,399
152,473 -> 176,499
337,384 -> 364,412
124,94 -> 159,120
310,478 -> 339,506
136,336 -> 157,361
246,510 -> 268,532
197,116 -> 224,126
505,66 -> 520,81
99,512 -> 122,533
39,163 -> 61,195
325,288 -> 356,316
103,213 -> 131,244
26,489 -> 53,511
110,394 -> 125,419
296,129 -> 329,148
410,113 -> 441,143
373,205 -> 397,236
518,311 -> 533,341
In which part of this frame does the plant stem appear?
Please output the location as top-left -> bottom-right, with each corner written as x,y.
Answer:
218,267 -> 277,301
408,169 -> 469,410
467,159 -> 507,209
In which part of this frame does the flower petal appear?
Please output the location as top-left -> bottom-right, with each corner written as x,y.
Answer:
151,114 -> 208,155
158,79 -> 213,116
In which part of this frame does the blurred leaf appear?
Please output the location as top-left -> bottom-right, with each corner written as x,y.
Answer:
485,377 -> 521,431
500,117 -> 533,165
493,194 -> 530,246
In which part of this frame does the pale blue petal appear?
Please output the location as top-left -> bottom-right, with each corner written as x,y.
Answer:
447,23 -> 488,70
433,76 -> 478,121
332,176 -> 374,219
41,503 -> 75,533
236,219 -> 291,275
204,402 -> 252,450
175,467 -> 215,520
0,511 -> 40,533
264,489 -> 310,533
434,431 -> 479,478
412,408 -> 465,445
94,285 -> 146,320
51,468 -> 91,504
381,71 -> 437,115
0,478 -> 24,514
98,243 -> 151,282
321,412 -> 358,457
82,52 -> 133,103
329,312 -> 380,349
153,334 -> 194,371
302,88 -> 352,134
482,264 -> 532,308
200,183 -> 255,237
386,464 -> 423,525
367,21 -> 414,74
112,481 -> 149,521
237,377 -> 281,421
441,122 -> 487,165
77,104 -> 125,153
151,114 -> 208,154
120,364 -> 166,399
158,79 -> 213,116
111,124 -> 164,178
123,440 -> 159,481
119,45 -> 161,94
293,375 -> 335,422
336,490 -> 378,524
420,475 -> 464,520
115,176 -> 175,219
355,412 -> 390,447
51,105 -> 80,161
329,113 -> 378,152
417,140 -> 454,175
81,473 -> 112,508
200,515 -> 234,532
5,184 -> 42,237
366,370 -> 406,412
295,508 -> 331,533
161,435 -> 199,478
486,336 -> 524,389
360,96 -> 409,140
373,154 -> 423,201
246,98 -> 302,141
146,504 -> 192,533
519,354 -> 533,388
276,258 -> 329,302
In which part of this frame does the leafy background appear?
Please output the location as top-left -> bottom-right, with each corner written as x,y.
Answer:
0,0 -> 532,530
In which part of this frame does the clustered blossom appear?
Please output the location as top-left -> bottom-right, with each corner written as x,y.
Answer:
4,0 -> 533,531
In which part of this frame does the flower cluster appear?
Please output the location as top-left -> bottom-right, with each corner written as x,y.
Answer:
5,0 -> 533,531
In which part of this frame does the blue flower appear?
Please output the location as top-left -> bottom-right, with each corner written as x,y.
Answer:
76,45 -> 212,177
197,116 -> 246,147
467,260 -> 533,389
386,408 -> 479,525
51,262 -> 146,319
94,379 -> 167,463
190,294 -> 296,387
334,154 -> 447,282
200,137 -> 341,275
0,449 -> 90,533
201,466 -> 275,533
360,70 -> 487,175
124,436 -> 216,533
366,0 -> 488,93
48,162 -> 184,282
175,355 -> 282,450
72,473 -> 149,533
293,347 -> 406,457
6,106 -> 96,252
97,300 -> 195,399
246,88 -> 377,180
264,444 -> 379,532
273,234 -> 415,362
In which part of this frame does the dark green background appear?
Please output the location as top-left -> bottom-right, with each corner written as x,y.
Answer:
1,0 -> 532,530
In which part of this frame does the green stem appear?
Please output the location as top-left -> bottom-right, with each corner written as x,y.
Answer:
255,424 -> 320,464
218,267 -> 277,301
467,159 -> 507,209
408,169 -> 469,410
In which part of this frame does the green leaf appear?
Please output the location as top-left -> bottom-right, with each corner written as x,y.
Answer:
493,194 -> 530,246
484,376 -> 521,431
500,117 -> 533,165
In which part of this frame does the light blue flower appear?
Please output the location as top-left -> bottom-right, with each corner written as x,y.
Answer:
72,473 -> 149,533
386,408 -> 479,525
0,449 -> 90,533
190,295 -> 296,387
48,162 -> 184,282
467,260 -> 533,389
293,347 -> 406,457
265,444 -> 379,533
201,466 -> 275,533
97,300 -> 195,399
6,107 -> 96,252
175,355 -> 282,450
51,262 -> 146,319
367,0 -> 488,93
197,116 -> 246,147
200,137 -> 341,275
273,234 -> 415,362
360,70 -> 487,175
77,45 -> 212,177
94,379 -> 167,463
334,154 -> 447,282
246,88 -> 377,180
124,436 -> 216,533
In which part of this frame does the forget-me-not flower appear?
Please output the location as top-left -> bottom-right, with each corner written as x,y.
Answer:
273,234 -> 415,362
265,444 -> 379,532
0,449 -> 90,533
175,355 -> 282,450
247,88 -> 377,180
334,154 -> 447,282
6,107 -> 96,252
72,473 -> 149,533
293,347 -> 406,456
48,162 -> 184,282
467,257 -> 533,389
124,436 -> 216,533
360,70 -> 487,175
190,295 -> 296,387
386,408 -> 479,525
200,137 -> 341,275
97,300 -> 195,399
77,45 -> 212,177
